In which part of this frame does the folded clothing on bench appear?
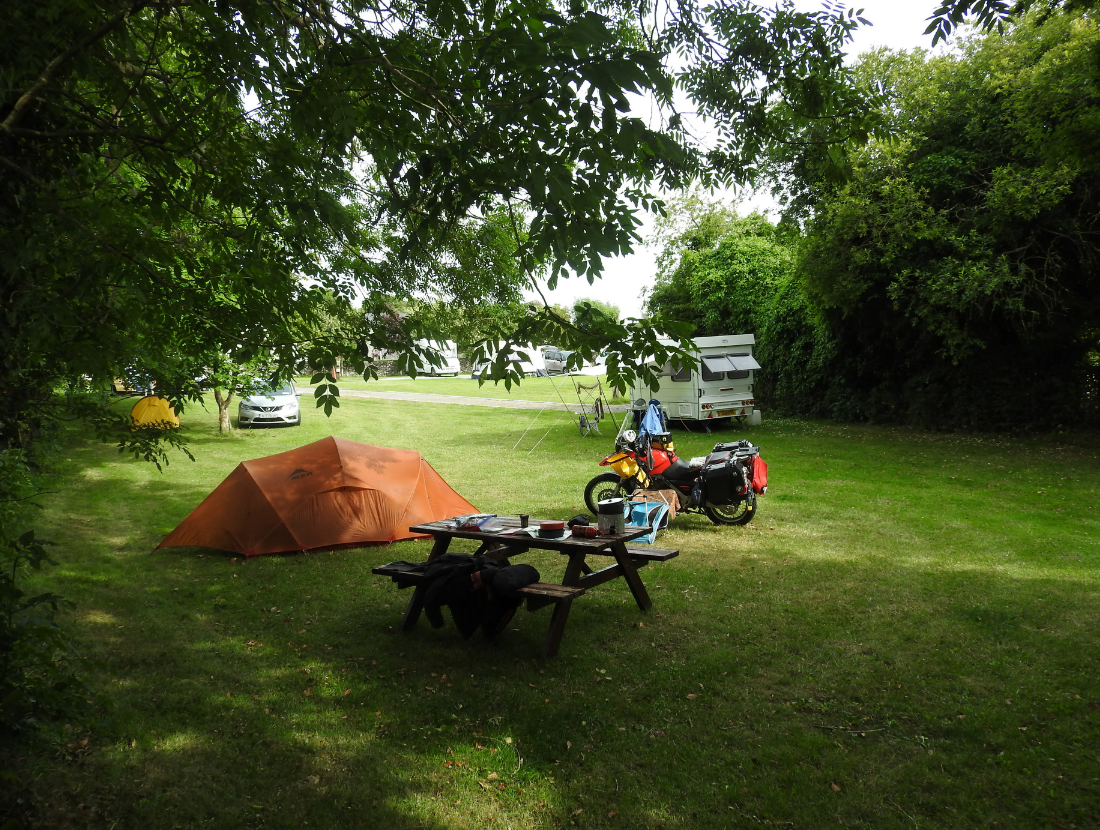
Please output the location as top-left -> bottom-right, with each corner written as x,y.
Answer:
399,553 -> 541,639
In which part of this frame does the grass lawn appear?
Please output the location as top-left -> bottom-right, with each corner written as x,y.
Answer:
9,397 -> 1100,829
297,374 -> 630,404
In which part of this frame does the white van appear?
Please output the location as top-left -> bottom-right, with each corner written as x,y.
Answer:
412,339 -> 462,376
471,343 -> 547,378
629,334 -> 761,427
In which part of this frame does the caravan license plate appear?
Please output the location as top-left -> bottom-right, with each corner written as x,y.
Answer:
714,409 -> 738,417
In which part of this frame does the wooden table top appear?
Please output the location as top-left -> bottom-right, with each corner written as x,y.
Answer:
409,515 -> 649,553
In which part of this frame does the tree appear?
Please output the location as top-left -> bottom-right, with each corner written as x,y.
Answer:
646,205 -> 793,337
0,0 -> 875,450
784,10 -> 1100,428
572,298 -> 619,324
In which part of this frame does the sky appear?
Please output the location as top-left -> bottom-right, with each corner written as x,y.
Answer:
528,0 -> 955,319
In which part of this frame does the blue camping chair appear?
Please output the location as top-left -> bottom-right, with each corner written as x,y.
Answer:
624,498 -> 671,545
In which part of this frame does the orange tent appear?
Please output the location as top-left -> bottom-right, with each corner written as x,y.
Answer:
156,437 -> 477,556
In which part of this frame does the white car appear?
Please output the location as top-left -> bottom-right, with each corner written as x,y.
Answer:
238,381 -> 302,427
543,349 -> 575,374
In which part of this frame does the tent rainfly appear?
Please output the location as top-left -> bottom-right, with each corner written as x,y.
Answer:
130,395 -> 179,429
157,437 -> 477,556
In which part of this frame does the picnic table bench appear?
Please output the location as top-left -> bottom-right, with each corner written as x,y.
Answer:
372,516 -> 678,657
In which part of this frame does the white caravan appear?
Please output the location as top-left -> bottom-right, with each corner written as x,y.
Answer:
412,339 -> 462,376
628,334 -> 761,428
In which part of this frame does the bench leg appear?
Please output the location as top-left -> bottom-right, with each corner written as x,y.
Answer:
400,584 -> 427,631
400,535 -> 453,630
540,597 -> 575,659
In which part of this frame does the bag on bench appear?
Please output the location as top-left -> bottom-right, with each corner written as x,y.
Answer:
419,554 -> 540,638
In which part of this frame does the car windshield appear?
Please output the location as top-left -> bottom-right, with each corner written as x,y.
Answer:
256,383 -> 294,397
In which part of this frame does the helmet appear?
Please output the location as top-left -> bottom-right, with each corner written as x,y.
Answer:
620,429 -> 637,446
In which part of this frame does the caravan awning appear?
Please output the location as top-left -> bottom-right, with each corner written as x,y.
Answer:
727,354 -> 761,371
701,354 -> 761,374
702,355 -> 736,373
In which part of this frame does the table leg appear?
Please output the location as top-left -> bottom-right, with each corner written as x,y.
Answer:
610,540 -> 652,611
561,551 -> 588,586
541,597 -> 575,659
401,534 -> 453,631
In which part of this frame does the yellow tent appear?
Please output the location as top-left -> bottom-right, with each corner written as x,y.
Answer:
129,396 -> 179,429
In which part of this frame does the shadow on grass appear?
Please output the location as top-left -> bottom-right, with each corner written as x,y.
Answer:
16,412 -> 1100,829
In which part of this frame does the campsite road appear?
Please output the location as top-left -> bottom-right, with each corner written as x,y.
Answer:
305,387 -> 633,412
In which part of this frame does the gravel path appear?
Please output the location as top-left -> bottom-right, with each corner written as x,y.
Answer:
308,387 -> 633,412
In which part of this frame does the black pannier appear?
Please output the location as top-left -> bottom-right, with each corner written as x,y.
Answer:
702,457 -> 744,505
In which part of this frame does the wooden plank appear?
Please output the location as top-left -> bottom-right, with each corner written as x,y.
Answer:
575,559 -> 650,590
373,566 -> 583,602
518,583 -> 585,600
623,547 -> 679,562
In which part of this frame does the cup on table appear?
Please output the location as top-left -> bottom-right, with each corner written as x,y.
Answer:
519,514 -> 529,527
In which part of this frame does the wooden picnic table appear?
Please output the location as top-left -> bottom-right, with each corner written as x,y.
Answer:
372,515 -> 678,657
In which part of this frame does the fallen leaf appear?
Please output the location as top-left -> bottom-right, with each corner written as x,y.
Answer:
343,689 -> 351,696
303,688 -> 312,696
487,772 -> 499,780
608,810 -> 618,817
687,694 -> 697,700
566,741 -> 572,749
830,782 -> 841,792
571,808 -> 584,818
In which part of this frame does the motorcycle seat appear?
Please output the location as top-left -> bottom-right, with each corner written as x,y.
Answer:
662,457 -> 697,481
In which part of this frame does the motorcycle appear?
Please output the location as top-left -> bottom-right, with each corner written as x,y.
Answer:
583,427 -> 768,526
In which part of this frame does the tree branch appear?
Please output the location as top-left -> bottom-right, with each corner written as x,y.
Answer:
0,2 -> 147,135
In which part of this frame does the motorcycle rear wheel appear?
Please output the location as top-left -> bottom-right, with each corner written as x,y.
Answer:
585,472 -> 631,517
704,493 -> 757,525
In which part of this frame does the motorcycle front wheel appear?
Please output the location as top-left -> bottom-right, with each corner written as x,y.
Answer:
584,472 -> 631,516
704,493 -> 757,526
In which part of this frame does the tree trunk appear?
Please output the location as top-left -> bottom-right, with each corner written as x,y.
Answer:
214,388 -> 233,434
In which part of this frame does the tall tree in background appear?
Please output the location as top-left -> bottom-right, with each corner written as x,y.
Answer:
781,10 -> 1100,428
646,195 -> 793,337
572,298 -> 620,324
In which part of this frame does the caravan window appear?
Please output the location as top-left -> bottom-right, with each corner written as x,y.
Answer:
656,361 -> 691,381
